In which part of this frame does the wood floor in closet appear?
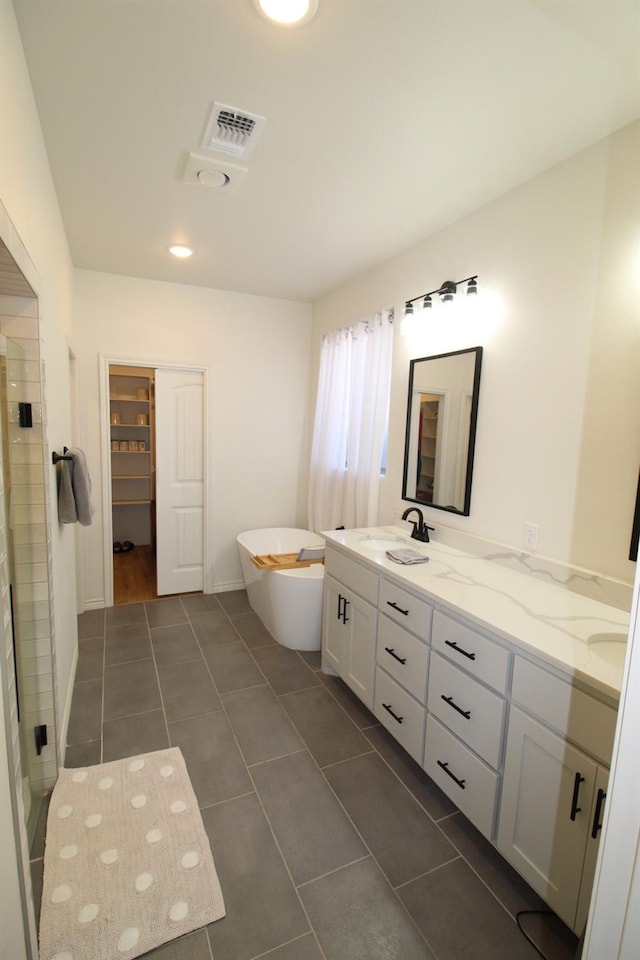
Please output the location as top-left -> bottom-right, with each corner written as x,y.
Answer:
113,544 -> 158,604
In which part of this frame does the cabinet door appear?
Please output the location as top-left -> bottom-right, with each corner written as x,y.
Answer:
342,590 -> 377,709
497,706 -> 596,931
323,575 -> 346,675
322,575 -> 376,709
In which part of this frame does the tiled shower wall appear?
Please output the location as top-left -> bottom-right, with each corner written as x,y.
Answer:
0,293 -> 58,798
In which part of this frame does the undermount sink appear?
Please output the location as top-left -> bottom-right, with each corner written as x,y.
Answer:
359,537 -> 409,550
587,632 -> 628,670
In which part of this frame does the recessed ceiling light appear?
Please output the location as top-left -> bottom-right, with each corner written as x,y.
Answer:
254,0 -> 319,27
168,245 -> 194,258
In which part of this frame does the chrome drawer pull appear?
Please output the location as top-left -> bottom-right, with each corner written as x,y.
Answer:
437,760 -> 466,790
591,788 -> 607,839
384,647 -> 407,665
570,772 -> 585,821
441,694 -> 471,720
386,600 -> 409,616
444,639 -> 476,661
382,703 -> 404,724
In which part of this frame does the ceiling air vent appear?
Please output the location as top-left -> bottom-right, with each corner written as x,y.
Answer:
201,102 -> 266,160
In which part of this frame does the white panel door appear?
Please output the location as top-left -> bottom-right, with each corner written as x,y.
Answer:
155,368 -> 204,595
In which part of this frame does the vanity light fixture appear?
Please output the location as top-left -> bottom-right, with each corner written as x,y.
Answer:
168,245 -> 194,258
254,0 -> 319,26
403,274 -> 479,316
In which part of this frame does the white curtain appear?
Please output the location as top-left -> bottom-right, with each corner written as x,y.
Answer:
308,309 -> 394,532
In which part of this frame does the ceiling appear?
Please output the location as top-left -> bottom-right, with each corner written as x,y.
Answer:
12,0 -> 640,303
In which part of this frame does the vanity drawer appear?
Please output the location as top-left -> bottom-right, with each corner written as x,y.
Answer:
374,667 -> 426,763
378,577 -> 432,639
431,610 -> 510,694
377,614 -> 429,703
511,657 -> 617,765
424,715 -> 499,841
325,546 -> 379,605
427,652 -> 505,769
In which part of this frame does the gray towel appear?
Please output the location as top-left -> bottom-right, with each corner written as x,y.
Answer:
57,447 -> 94,526
57,459 -> 77,523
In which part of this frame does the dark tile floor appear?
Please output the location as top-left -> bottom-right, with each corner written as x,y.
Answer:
30,591 -> 580,960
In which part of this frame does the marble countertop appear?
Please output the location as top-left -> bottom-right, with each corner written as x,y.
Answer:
323,526 -> 630,702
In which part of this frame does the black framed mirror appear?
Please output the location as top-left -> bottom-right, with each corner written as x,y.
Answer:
402,346 -> 483,515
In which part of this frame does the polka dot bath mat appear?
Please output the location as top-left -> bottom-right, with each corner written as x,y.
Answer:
39,747 -> 225,960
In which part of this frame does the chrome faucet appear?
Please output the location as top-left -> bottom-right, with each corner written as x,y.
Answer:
401,507 -> 434,543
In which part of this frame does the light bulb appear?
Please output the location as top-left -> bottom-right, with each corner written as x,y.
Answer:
255,0 -> 318,26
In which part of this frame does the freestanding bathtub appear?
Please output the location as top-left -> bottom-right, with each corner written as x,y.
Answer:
236,528 -> 325,651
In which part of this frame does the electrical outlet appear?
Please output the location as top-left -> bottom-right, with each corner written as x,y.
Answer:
525,522 -> 539,550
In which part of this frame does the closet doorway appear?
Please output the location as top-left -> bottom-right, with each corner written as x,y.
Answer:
104,360 -> 206,606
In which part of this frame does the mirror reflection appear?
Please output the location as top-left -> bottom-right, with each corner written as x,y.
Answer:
402,346 -> 482,515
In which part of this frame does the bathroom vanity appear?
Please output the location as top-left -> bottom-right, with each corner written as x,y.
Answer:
321,527 -> 629,935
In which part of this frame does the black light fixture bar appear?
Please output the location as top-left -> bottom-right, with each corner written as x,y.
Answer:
404,274 -> 478,316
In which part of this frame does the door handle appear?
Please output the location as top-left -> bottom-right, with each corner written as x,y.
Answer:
591,788 -> 606,839
384,647 -> 407,665
382,703 -> 404,724
570,772 -> 585,821
441,694 -> 471,720
386,600 -> 409,616
444,639 -> 476,661
437,760 -> 466,790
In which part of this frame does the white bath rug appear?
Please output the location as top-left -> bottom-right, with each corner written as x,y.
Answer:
39,747 -> 225,960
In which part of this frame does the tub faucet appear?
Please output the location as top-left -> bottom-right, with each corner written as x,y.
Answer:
401,507 -> 434,543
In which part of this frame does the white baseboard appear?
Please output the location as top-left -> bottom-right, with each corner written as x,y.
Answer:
58,643 -> 78,765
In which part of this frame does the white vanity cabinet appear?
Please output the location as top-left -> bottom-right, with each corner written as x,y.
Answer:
497,657 -> 615,933
322,547 -> 379,708
424,611 -> 510,840
320,530 -> 625,937
373,579 -> 432,762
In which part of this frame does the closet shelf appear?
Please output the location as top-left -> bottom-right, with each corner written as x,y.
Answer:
113,498 -> 153,505
111,450 -> 149,455
112,475 -> 151,480
110,423 -> 150,428
110,395 -> 150,403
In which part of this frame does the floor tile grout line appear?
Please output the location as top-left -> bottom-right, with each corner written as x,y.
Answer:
392,853 -> 463,891
247,931 -> 322,960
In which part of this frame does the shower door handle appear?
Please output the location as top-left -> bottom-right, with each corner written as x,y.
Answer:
9,585 -> 19,722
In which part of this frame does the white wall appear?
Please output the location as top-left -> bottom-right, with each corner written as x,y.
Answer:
311,121 -> 640,584
0,0 -> 78,955
72,270 -> 312,607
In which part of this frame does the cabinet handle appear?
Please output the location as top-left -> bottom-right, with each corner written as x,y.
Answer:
437,760 -> 466,790
591,788 -> 607,839
386,600 -> 409,616
384,647 -> 407,665
337,594 -> 350,624
382,703 -> 404,724
342,598 -> 350,624
444,639 -> 476,661
441,694 -> 471,720
570,772 -> 585,821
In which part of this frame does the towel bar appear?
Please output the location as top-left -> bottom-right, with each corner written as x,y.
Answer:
52,447 -> 73,464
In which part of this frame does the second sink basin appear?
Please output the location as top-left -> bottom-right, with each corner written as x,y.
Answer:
587,632 -> 628,670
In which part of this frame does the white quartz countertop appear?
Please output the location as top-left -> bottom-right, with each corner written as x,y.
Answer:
323,527 -> 630,701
